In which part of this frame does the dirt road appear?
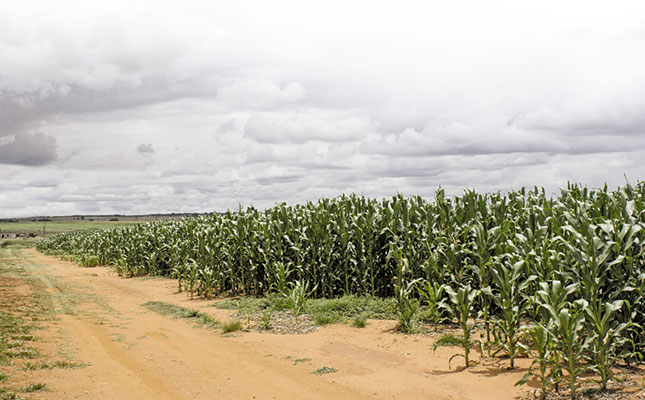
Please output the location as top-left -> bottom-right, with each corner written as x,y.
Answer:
4,247 -> 533,400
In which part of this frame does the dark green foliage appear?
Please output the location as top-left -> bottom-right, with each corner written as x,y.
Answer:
221,320 -> 243,333
38,181 -> 645,394
142,301 -> 221,329
312,366 -> 337,375
440,285 -> 480,368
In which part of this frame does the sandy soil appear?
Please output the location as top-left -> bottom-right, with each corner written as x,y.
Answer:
4,248 -> 552,399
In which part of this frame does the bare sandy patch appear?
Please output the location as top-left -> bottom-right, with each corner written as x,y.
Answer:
7,248 -> 641,400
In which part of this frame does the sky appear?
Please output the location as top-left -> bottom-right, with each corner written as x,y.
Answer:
1,0 -> 645,217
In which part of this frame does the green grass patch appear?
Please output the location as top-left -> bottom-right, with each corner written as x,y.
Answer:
142,301 -> 221,329
306,295 -> 396,320
0,388 -> 23,400
312,366 -> 337,375
1,239 -> 39,249
22,360 -> 86,371
312,313 -> 341,326
433,333 -> 463,348
213,294 -> 290,313
351,315 -> 368,328
221,320 -> 243,333
0,240 -> 84,396
213,294 -> 396,327
53,359 -> 87,369
0,220 -> 142,236
0,311 -> 37,365
20,383 -> 46,393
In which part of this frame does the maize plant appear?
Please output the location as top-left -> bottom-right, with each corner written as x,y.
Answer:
36,180 -> 645,395
584,300 -> 630,390
558,303 -> 591,399
515,323 -> 554,400
440,284 -> 481,369
484,259 -> 535,368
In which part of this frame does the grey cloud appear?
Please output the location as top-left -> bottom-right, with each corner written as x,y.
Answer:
0,132 -> 57,166
513,106 -> 645,138
137,143 -> 155,153
291,161 -> 349,171
216,80 -> 305,110
362,117 -> 645,159
26,179 -> 59,188
255,174 -> 301,186
3,1 -> 645,217
160,169 -> 200,178
216,119 -> 238,135
244,143 -> 278,165
361,123 -> 560,158
0,78 -> 215,138
244,111 -> 373,144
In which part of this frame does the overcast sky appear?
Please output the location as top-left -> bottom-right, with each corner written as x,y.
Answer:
1,0 -> 645,217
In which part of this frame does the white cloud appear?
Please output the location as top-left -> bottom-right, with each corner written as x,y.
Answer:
137,143 -> 155,153
0,132 -> 57,166
216,79 -> 305,110
244,110 -> 375,144
1,0 -> 645,216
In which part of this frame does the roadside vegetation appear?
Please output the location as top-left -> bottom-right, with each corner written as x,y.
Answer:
38,180 -> 645,399
0,220 -> 142,237
142,301 -> 221,329
0,241 -> 84,399
213,294 -> 396,331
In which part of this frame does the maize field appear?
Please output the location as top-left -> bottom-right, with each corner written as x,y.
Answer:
38,181 -> 645,397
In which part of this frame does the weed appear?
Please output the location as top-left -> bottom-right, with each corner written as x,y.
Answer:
312,366 -> 337,375
53,360 -> 87,369
284,280 -> 316,318
142,301 -> 221,329
433,334 -> 463,347
0,389 -> 22,400
21,383 -> 46,393
312,313 -> 340,326
440,285 -> 480,369
221,320 -> 243,333
351,315 -> 367,328
260,309 -> 273,330
306,296 -> 395,320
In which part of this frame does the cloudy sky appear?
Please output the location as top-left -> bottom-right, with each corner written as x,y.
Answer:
1,0 -> 645,217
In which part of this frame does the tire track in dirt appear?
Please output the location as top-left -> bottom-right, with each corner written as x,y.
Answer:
21,248 -> 534,400
20,249 -> 370,400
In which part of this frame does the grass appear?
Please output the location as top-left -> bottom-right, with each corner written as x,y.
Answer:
0,389 -> 23,400
213,294 -> 396,326
0,243 -> 46,396
214,295 -> 285,313
1,239 -> 39,249
306,296 -> 396,320
23,360 -> 87,371
221,320 -> 243,333
20,383 -> 46,393
0,220 -> 142,236
260,309 -> 273,330
351,315 -> 368,328
142,301 -> 221,329
0,311 -> 38,365
312,366 -> 337,375
433,333 -> 464,348
0,240 -> 87,398
312,313 -> 341,326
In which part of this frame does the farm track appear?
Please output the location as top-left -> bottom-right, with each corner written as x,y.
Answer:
10,247 -> 533,400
